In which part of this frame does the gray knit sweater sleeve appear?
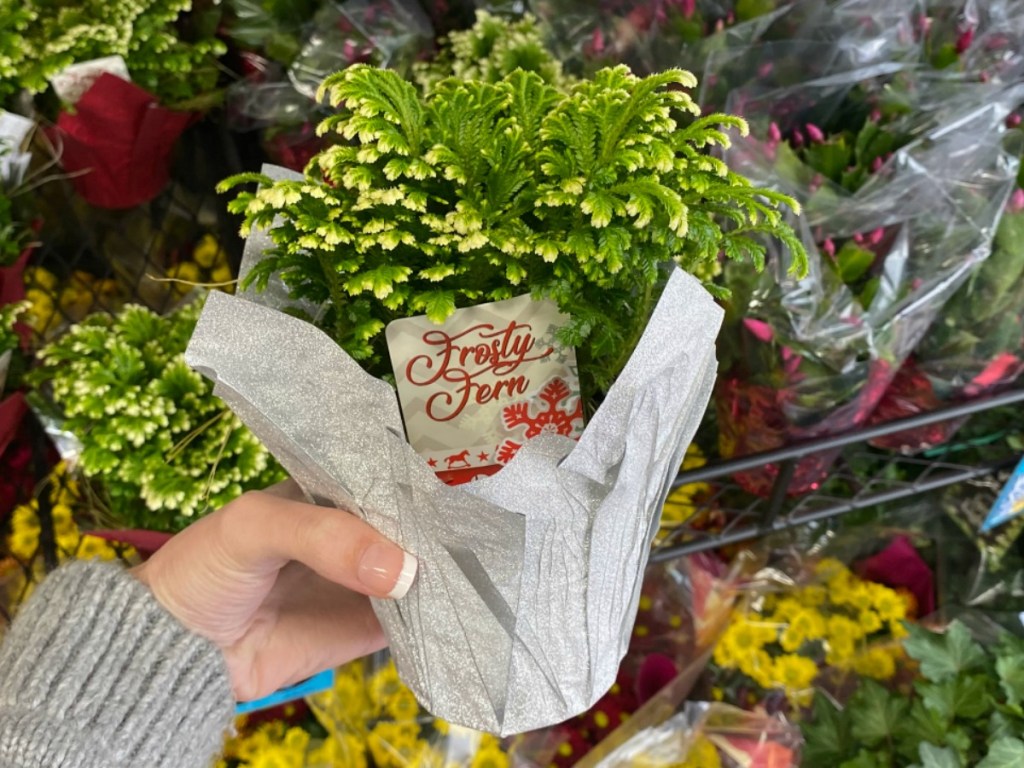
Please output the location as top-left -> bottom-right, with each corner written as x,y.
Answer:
0,560 -> 235,768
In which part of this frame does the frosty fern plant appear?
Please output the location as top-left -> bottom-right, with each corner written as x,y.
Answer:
30,299 -> 285,531
413,11 -> 571,94
8,0 -> 224,105
0,300 -> 25,358
222,65 -> 806,396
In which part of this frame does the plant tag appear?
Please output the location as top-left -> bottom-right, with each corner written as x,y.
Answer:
981,456 -> 1024,532
386,294 -> 583,485
50,55 -> 131,106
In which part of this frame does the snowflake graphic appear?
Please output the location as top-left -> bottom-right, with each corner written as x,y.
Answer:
495,377 -> 584,465
535,322 -> 574,366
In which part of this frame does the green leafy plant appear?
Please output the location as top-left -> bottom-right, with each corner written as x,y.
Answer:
413,11 -> 572,94
0,300 -> 25,358
30,298 -> 285,531
222,64 -> 805,400
0,138 -> 34,266
7,0 -> 225,106
803,620 -> 1024,767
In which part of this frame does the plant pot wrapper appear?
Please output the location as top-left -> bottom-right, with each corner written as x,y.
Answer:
691,1 -> 925,111
713,69 -> 1023,493
224,60 -> 331,172
925,0 -> 1024,83
186,228 -> 724,735
530,0 -> 790,80
693,1 -> 1023,112
515,553 -> 742,767
591,702 -> 801,768
869,199 -> 1024,452
287,0 -> 434,99
51,73 -> 198,210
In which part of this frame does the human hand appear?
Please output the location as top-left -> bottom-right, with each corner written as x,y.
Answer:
132,482 -> 417,701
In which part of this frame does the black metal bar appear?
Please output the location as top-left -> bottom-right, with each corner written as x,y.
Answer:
650,454 -> 1021,562
670,386 -> 1024,487
763,458 -> 796,527
28,411 -> 58,572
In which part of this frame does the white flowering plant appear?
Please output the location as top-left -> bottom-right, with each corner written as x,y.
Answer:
221,65 -> 806,402
4,0 -> 224,106
30,298 -> 286,531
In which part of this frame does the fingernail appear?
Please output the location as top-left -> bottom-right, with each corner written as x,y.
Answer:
359,542 -> 418,599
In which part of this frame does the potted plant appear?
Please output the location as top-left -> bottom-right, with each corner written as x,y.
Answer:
29,297 -> 285,532
7,0 -> 226,208
869,182 -> 1024,451
221,63 -> 805,407
413,9 -> 572,93
713,67 -> 1020,494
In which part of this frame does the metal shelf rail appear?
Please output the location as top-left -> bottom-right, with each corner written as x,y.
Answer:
651,387 -> 1024,562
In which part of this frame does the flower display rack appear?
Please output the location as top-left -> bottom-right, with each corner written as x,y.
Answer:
652,387 -> 1024,562
21,119 -> 249,349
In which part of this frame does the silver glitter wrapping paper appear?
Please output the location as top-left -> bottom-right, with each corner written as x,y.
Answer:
185,268 -> 723,735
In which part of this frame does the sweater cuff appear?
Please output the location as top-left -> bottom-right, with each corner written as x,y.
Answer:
0,560 -> 234,768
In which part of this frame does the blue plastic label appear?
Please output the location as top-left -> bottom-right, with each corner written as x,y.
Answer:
981,456 -> 1024,533
235,668 -> 336,715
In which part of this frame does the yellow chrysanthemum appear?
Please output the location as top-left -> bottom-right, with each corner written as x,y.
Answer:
871,587 -> 908,623
814,557 -> 848,580
740,649 -> 777,690
366,721 -> 421,768
851,646 -> 898,680
769,597 -> 805,622
680,735 -> 722,768
779,608 -> 826,652
826,614 -> 864,644
825,635 -> 857,668
368,662 -> 405,711
771,654 -> 818,692
657,445 -> 709,536
308,734 -> 367,768
798,584 -> 827,607
858,609 -> 883,634
385,687 -> 422,721
77,535 -> 121,561
721,617 -> 777,659
470,741 -> 510,768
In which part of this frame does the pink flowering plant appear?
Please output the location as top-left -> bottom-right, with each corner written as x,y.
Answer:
712,69 -> 1021,491
531,0 -> 782,78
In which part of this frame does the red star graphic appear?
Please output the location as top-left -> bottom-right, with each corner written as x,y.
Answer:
477,451 -> 490,462
427,458 -> 438,468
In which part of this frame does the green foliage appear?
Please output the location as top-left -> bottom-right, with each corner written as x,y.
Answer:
30,298 -> 285,531
916,202 -> 1024,366
0,300 -> 25,357
802,621 -> 1024,767
0,138 -> 33,266
3,0 -> 225,105
223,64 -> 805,396
224,0 -> 320,65
413,11 -> 571,94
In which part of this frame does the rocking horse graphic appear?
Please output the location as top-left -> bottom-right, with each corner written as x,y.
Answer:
444,449 -> 472,469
